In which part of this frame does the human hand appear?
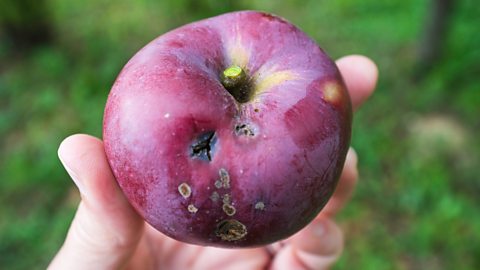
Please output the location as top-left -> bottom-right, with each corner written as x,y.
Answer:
48,55 -> 377,270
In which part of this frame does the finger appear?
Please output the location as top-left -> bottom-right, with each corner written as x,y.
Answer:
48,134 -> 143,270
321,147 -> 358,216
135,224 -> 270,270
191,247 -> 270,270
336,55 -> 378,111
270,218 -> 343,270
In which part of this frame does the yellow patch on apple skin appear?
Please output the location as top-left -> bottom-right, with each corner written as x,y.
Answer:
227,37 -> 249,68
254,70 -> 298,95
322,82 -> 343,104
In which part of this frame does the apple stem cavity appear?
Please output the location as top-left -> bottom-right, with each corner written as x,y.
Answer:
220,65 -> 252,103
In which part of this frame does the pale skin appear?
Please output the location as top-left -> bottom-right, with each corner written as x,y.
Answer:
49,55 -> 378,270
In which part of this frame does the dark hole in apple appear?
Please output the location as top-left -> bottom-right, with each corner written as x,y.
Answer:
235,123 -> 255,136
190,131 -> 216,161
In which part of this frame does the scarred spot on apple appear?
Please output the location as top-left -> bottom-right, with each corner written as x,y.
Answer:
215,219 -> 248,241
222,203 -> 236,216
210,191 -> 220,202
103,11 -> 352,248
255,201 -> 266,211
187,204 -> 198,213
178,182 -> 192,199
234,123 -> 256,137
218,168 -> 230,188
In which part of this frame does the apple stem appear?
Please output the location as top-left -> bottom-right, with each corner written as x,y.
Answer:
220,65 -> 251,103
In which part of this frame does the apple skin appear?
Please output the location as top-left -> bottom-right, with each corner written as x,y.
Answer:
103,11 -> 351,247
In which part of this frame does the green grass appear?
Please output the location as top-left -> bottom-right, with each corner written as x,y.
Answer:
1,0 -> 479,269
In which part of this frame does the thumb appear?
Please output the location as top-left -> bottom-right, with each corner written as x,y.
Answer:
48,134 -> 143,270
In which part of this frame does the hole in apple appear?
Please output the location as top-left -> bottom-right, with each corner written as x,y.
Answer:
190,131 -> 216,161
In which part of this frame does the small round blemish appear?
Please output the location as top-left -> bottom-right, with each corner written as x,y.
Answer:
255,201 -> 265,210
214,180 -> 223,189
222,194 -> 231,205
178,183 -> 191,199
323,82 -> 342,104
187,204 -> 198,213
215,219 -> 247,241
254,108 -> 259,113
219,168 -> 230,188
164,113 -> 170,118
210,191 -> 220,202
223,204 -> 236,216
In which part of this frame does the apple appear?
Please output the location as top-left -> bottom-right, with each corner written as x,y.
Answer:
103,11 -> 352,247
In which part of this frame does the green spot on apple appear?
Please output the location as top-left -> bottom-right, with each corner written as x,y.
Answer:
223,65 -> 243,78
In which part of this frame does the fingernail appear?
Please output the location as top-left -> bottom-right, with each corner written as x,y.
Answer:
58,152 -> 88,198
347,147 -> 358,166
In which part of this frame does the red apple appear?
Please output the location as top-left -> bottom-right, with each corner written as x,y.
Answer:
103,11 -> 351,247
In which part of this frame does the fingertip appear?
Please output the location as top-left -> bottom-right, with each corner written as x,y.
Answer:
50,134 -> 143,269
292,218 -> 344,257
347,146 -> 358,162
294,218 -> 344,269
57,133 -> 138,220
336,55 -> 378,111
340,147 -> 358,184
58,134 -> 103,161
58,134 -> 104,198
58,134 -> 117,199
271,218 -> 344,270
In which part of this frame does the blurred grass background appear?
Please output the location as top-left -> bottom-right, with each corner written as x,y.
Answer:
0,0 -> 479,269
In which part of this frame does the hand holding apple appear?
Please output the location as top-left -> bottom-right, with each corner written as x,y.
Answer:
103,11 -> 352,247
50,54 -> 377,269
49,10 -> 379,270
